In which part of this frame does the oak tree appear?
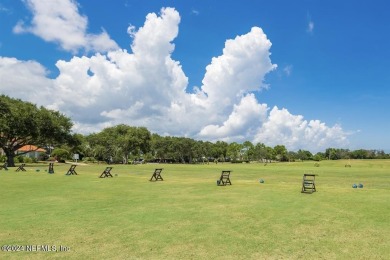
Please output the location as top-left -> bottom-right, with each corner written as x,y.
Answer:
0,95 -> 73,166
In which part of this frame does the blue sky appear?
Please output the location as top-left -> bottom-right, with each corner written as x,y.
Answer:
0,0 -> 389,152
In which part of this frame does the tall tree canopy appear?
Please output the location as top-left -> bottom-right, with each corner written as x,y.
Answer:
86,124 -> 151,164
0,95 -> 74,166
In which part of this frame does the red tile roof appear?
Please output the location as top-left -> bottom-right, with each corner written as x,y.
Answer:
18,145 -> 46,152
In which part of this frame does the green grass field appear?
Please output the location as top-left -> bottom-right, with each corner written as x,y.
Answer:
0,160 -> 389,259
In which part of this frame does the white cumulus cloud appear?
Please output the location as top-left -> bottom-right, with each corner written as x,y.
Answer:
199,94 -> 268,142
13,0 -> 118,53
0,57 -> 54,102
196,27 -> 277,110
45,7 -> 188,130
254,107 -> 348,151
0,6 -> 349,152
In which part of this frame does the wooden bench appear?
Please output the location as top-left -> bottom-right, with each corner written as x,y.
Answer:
149,168 -> 163,181
16,163 -> 26,172
48,162 -> 55,174
217,170 -> 232,186
99,167 -> 113,178
301,174 -> 317,193
0,162 -> 8,171
65,165 -> 78,175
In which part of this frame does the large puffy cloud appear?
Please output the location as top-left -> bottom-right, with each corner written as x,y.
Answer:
0,57 -> 54,102
194,26 -> 277,139
1,6 -> 349,152
46,7 -> 190,132
131,8 -> 179,59
254,107 -> 348,151
192,27 -> 277,112
13,0 -> 118,53
199,94 -> 268,142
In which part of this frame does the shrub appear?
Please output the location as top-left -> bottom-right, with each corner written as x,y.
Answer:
24,157 -> 33,164
83,157 -> 96,163
313,154 -> 323,161
51,148 -> 70,161
17,155 -> 24,163
39,153 -> 49,161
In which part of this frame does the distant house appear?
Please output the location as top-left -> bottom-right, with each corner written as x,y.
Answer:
16,145 -> 46,159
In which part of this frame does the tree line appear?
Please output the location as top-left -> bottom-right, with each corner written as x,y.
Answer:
1,95 -> 389,166
67,128 -> 389,163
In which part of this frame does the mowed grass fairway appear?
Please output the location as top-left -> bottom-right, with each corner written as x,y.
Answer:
0,160 -> 389,259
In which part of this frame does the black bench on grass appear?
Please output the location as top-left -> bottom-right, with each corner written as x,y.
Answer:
217,170 -> 232,186
0,162 -> 8,171
65,165 -> 78,175
150,168 -> 163,181
99,167 -> 113,178
16,163 -> 26,172
301,174 -> 317,193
